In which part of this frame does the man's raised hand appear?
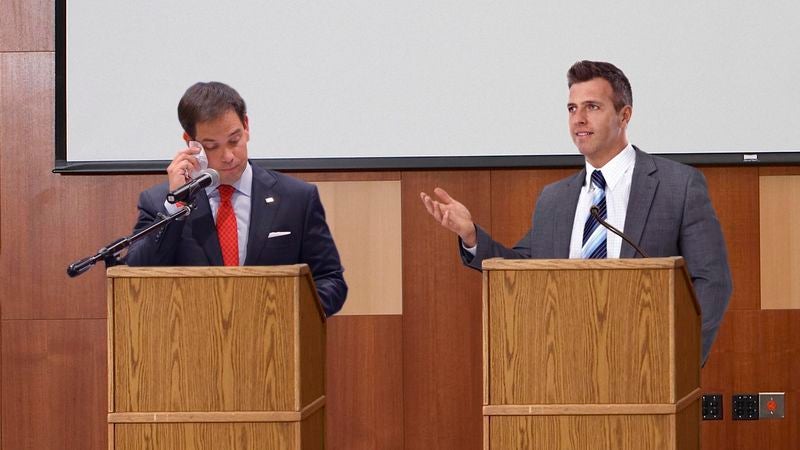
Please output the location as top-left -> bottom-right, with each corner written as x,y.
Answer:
419,187 -> 477,247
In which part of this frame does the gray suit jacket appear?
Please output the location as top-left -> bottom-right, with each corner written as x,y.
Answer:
461,148 -> 732,363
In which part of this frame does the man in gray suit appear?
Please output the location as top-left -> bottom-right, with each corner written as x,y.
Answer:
420,60 -> 731,364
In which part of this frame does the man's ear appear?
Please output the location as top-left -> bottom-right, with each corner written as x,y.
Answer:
182,131 -> 192,144
620,105 -> 633,126
243,114 -> 250,131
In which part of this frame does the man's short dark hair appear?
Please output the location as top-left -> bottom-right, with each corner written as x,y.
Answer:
178,82 -> 247,139
567,61 -> 632,111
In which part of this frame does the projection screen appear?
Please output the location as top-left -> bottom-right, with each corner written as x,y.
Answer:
57,0 -> 800,171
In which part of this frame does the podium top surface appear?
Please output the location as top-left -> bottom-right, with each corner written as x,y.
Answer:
482,257 -> 684,271
107,264 -> 310,278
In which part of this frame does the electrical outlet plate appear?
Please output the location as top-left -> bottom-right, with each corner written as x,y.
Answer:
759,392 -> 785,419
732,394 -> 759,420
702,394 -> 723,420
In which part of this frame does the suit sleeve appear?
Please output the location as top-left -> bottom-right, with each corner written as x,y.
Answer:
457,185 -> 562,270
679,169 -> 733,364
125,187 -> 185,266
301,186 -> 348,316
459,224 -> 532,271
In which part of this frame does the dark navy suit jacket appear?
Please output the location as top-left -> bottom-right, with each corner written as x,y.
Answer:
126,163 -> 347,316
461,148 -> 731,363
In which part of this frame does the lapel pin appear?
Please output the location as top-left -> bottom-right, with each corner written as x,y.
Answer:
265,197 -> 275,204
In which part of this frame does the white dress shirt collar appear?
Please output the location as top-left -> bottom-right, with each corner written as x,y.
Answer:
206,162 -> 253,198
583,144 -> 636,192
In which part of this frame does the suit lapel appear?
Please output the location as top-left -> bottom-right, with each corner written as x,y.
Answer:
621,147 -> 658,258
190,190 -> 224,265
245,165 -> 279,265
553,170 -> 584,258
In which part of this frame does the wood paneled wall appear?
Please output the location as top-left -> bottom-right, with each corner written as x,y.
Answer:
2,2 -> 799,449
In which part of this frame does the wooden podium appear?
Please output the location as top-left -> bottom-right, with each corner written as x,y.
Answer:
106,265 -> 326,450
482,258 -> 701,450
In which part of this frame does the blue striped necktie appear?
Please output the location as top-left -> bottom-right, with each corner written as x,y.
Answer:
581,170 -> 607,259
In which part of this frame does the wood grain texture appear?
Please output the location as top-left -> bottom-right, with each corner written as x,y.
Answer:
482,257 -> 684,271
759,166 -> 800,177
483,387 -> 700,415
487,267 -> 673,405
300,407 -> 325,450
113,422 -> 297,449
700,310 -> 763,450
0,0 -> 53,51
299,277 -> 326,409
675,398 -> 701,450
674,268 -> 701,402
700,167 -> 760,311
759,175 -> 800,309
112,276 -> 296,412
0,46 -> 798,450
489,415 -> 681,450
489,168 -> 579,246
292,171 -> 401,182
326,315 -> 403,450
0,3 -> 791,450
1,319 -> 107,450
0,51 -> 165,321
107,265 -> 310,278
401,171 -> 491,450
316,180 -> 403,315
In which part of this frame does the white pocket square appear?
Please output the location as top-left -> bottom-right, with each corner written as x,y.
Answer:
268,231 -> 291,238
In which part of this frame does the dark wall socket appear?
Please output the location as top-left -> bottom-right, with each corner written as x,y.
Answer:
702,394 -> 723,420
732,394 -> 759,420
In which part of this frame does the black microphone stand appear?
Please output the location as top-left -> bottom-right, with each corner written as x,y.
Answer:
67,202 -> 195,277
590,206 -> 650,258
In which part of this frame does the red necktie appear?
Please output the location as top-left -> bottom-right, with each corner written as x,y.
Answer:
216,185 -> 239,266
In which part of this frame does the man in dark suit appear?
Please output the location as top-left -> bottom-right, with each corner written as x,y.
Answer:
420,61 -> 731,363
126,82 -> 347,316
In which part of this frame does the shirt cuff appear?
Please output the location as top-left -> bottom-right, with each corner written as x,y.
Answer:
163,200 -> 182,215
462,241 -> 477,256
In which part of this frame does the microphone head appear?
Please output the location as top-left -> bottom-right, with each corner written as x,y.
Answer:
590,205 -> 600,217
202,168 -> 220,188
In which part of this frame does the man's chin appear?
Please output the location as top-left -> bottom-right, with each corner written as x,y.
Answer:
217,166 -> 245,185
575,145 -> 594,158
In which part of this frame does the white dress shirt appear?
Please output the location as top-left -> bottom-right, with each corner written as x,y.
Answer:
164,163 -> 253,264
568,145 -> 635,259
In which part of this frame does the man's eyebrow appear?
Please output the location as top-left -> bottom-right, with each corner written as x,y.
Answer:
567,100 -> 602,107
199,128 -> 242,143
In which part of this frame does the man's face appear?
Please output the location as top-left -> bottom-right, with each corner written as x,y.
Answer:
567,77 -> 631,168
188,109 -> 250,185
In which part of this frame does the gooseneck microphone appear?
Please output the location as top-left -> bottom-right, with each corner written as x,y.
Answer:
590,206 -> 650,258
167,168 -> 220,204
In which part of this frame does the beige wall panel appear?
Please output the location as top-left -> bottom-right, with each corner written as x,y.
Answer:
759,175 -> 800,309
316,181 -> 402,315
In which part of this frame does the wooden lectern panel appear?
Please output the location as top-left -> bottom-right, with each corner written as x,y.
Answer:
482,258 -> 701,450
487,268 -> 672,405
107,266 -> 326,450
113,275 -> 296,412
673,270 -> 701,403
299,276 -> 325,409
114,423 -> 296,449
113,408 -> 324,450
487,398 -> 699,450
